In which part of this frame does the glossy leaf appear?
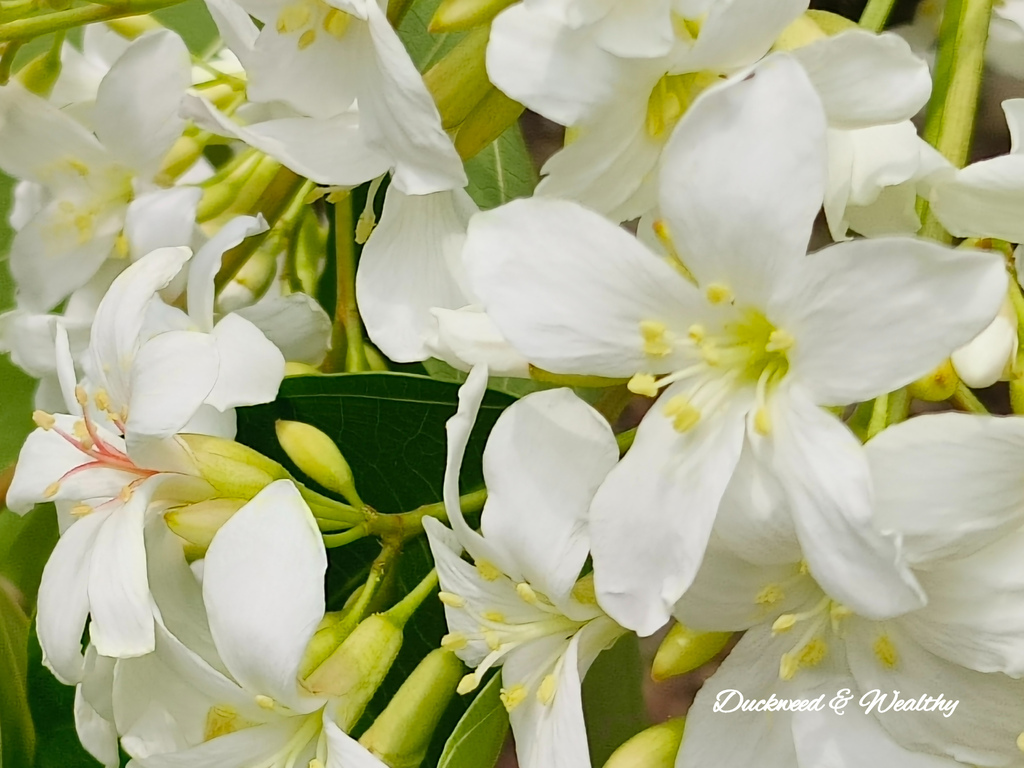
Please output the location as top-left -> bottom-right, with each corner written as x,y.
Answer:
437,672 -> 509,768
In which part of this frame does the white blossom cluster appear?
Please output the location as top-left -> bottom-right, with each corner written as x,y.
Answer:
5,0 -> 1024,767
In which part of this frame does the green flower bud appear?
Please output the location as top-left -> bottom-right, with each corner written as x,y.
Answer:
301,614 -> 404,730
297,611 -> 358,680
275,420 -> 361,506
359,650 -> 465,768
651,623 -> 731,682
602,719 -> 685,768
423,27 -> 492,130
907,359 -> 960,403
165,498 -> 246,551
429,0 -> 516,31
177,434 -> 290,500
454,88 -> 524,161
16,49 -> 62,98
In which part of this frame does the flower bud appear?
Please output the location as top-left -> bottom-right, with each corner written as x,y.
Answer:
773,10 -> 855,52
359,650 -> 464,768
430,0 -> 516,31
951,298 -> 1018,388
165,498 -> 246,550
105,16 -> 163,38
423,27 -> 492,130
907,359 -> 960,402
454,88 -> 525,160
298,611 -> 358,679
651,623 -> 731,682
16,49 -> 61,98
176,434 -> 290,500
275,420 -> 361,505
301,614 -> 404,730
602,719 -> 685,768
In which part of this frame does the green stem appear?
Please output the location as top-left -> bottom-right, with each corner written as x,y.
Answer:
0,40 -> 22,83
918,0 -> 995,242
366,489 -> 488,542
0,0 -> 185,41
887,387 -> 911,426
865,393 -> 889,440
334,200 -> 368,373
951,381 -> 989,413
323,524 -> 368,549
385,569 -> 439,627
858,0 -> 898,32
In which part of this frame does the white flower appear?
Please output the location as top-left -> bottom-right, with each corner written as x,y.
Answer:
356,186 -> 528,375
184,0 -> 465,195
424,366 -> 623,768
951,296 -> 1018,389
114,480 -> 387,768
0,30 -> 191,311
677,412 -> 1024,768
463,55 -> 1007,635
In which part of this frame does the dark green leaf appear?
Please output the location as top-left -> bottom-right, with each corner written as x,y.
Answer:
0,505 -> 58,612
437,671 -> 509,768
465,125 -> 537,210
0,586 -> 34,768
398,0 -> 467,70
582,635 -> 650,766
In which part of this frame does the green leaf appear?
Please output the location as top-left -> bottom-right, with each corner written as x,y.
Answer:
465,124 -> 537,210
582,635 -> 650,766
399,0 -> 467,70
437,672 -> 509,768
0,586 -> 34,768
0,505 -> 58,612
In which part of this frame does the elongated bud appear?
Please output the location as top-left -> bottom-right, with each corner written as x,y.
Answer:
430,0 -> 516,31
602,719 -> 685,768
176,434 -> 290,500
454,88 -> 525,160
276,420 -> 362,506
423,27 -> 492,130
359,650 -> 464,768
301,614 -> 404,730
16,49 -> 62,97
165,498 -> 246,550
298,611 -> 359,679
907,359 -> 960,402
652,623 -> 731,681
156,131 -> 211,186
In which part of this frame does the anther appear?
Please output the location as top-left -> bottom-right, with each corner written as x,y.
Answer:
537,674 -> 557,705
43,482 -> 60,499
755,584 -> 784,606
441,633 -> 468,651
640,320 -> 672,357
32,410 -> 56,430
754,406 -> 771,436
297,29 -> 317,49
255,695 -> 275,710
482,611 -> 506,624
663,395 -> 700,433
627,373 -> 659,398
765,329 -> 795,353
499,684 -> 527,712
779,652 -> 799,681
705,283 -> 733,305
457,674 -> 479,695
439,592 -> 466,608
516,582 -> 539,605
94,389 -> 111,412
484,630 -> 502,651
119,485 -> 133,503
772,614 -> 797,634
873,635 -> 898,669
70,504 -> 93,517
475,559 -> 502,581
323,8 -> 351,39
75,385 -> 88,407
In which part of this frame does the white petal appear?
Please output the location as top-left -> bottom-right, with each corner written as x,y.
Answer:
427,306 -> 530,378
125,187 -> 201,260
659,55 -> 825,308
182,95 -> 392,187
951,300 -> 1017,388
777,237 -> 1007,405
323,709 -> 388,768
128,330 -> 220,438
204,0 -> 258,61
87,488 -> 157,659
791,30 -> 931,129
93,31 -> 191,176
234,293 -> 332,366
846,619 -> 1024,766
867,412 -> 1024,563
479,389 -> 618,604
465,197 -> 702,377
357,4 -> 466,194
36,508 -> 112,684
126,719 -> 309,768
770,388 -> 925,620
202,480 -> 326,713
187,215 -> 267,332
487,3 -> 648,126
356,186 -> 476,363
595,0 -> 674,58
86,246 -> 192,407
76,683 -> 119,768
929,153 -> 1024,242
590,393 -> 748,636
206,314 -> 285,411
681,0 -> 809,73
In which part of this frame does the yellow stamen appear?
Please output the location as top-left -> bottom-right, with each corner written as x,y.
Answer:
537,674 -> 557,705
798,638 -> 827,667
754,406 -> 772,436
441,633 -> 468,651
70,504 -> 93,517
297,29 -> 317,49
75,385 -> 88,407
438,592 -> 466,608
874,634 -> 898,669
255,695 -> 275,710
755,584 -> 784,606
119,485 -> 133,503
640,320 -> 672,357
276,2 -> 310,32
94,389 -> 111,412
484,630 -> 502,651
571,576 -> 597,605
499,684 -> 527,712
772,614 -> 797,634
516,582 -> 540,605
322,7 -> 351,38
1016,732 -> 1024,752
766,329 -> 795,353
482,611 -> 506,623
705,283 -> 733,305
457,673 -> 479,695
663,395 -> 700,433
32,410 -> 56,430
779,652 -> 799,681
43,482 -> 60,499
627,373 -> 659,398
475,559 -> 502,581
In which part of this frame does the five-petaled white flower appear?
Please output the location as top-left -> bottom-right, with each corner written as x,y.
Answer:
424,366 -> 624,768
463,55 -> 1008,635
